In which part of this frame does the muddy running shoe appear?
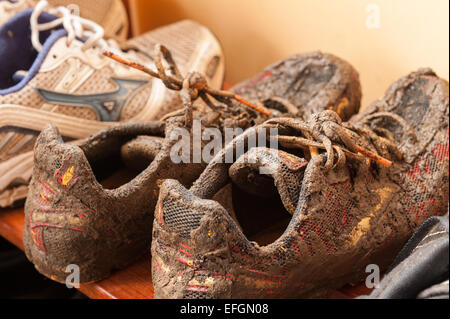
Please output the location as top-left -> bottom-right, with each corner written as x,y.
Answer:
0,0 -> 129,41
231,51 -> 361,122
0,3 -> 224,207
21,70 -> 258,283
22,119 -> 207,283
21,45 -> 255,283
152,68 -> 448,298
22,45 -> 361,283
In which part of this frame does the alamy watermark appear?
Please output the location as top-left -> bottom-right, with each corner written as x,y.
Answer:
168,120 -> 279,174
365,3 -> 381,29
65,264 -> 80,289
365,264 -> 380,289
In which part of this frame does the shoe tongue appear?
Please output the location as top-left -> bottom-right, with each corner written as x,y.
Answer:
229,148 -> 308,215
0,9 -> 63,89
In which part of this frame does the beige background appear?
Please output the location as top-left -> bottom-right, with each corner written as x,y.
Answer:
128,0 -> 449,108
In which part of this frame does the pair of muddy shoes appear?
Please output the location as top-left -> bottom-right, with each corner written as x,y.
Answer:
152,68 -> 448,298
23,46 -> 448,297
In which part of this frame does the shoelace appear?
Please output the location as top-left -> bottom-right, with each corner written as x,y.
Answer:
102,45 -> 401,169
30,0 -> 132,57
263,110 -> 405,168
30,0 -> 114,52
104,45 -> 310,130
104,46 -> 275,128
358,109 -> 417,144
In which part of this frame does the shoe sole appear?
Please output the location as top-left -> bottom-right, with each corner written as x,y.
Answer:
0,151 -> 34,207
0,105 -> 114,139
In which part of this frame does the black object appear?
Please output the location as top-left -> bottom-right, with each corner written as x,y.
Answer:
0,238 -> 87,299
362,213 -> 449,299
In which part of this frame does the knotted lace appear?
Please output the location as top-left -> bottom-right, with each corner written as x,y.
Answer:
31,0 -> 111,52
103,44 -> 406,169
29,0 -> 140,59
264,110 -> 405,169
103,42 -> 317,130
104,45 -> 278,128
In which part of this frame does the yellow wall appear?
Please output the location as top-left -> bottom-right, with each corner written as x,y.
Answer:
129,0 -> 449,108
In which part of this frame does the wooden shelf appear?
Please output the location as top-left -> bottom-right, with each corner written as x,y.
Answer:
0,206 -> 372,299
0,206 -> 154,299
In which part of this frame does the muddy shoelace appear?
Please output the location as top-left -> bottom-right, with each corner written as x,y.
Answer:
104,45 -> 280,129
262,110 -> 406,169
357,110 -> 417,144
104,46 -> 403,168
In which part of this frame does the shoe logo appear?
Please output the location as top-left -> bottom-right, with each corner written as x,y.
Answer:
61,165 -> 75,186
36,78 -> 148,122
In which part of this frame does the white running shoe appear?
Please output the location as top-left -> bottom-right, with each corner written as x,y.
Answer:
0,0 -> 225,207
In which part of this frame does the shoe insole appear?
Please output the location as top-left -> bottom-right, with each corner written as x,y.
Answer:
91,136 -> 163,189
249,217 -> 291,246
99,168 -> 140,189
231,183 -> 291,247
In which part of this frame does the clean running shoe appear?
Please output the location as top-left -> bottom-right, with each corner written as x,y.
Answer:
151,68 -> 449,298
22,46 -> 361,283
0,0 -> 129,41
0,3 -> 225,207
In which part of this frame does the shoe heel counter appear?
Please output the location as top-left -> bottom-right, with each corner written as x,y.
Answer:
24,125 -> 102,282
31,125 -> 90,196
152,179 -> 244,298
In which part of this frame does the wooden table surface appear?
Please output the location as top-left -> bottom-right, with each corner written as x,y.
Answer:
0,206 -> 372,299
